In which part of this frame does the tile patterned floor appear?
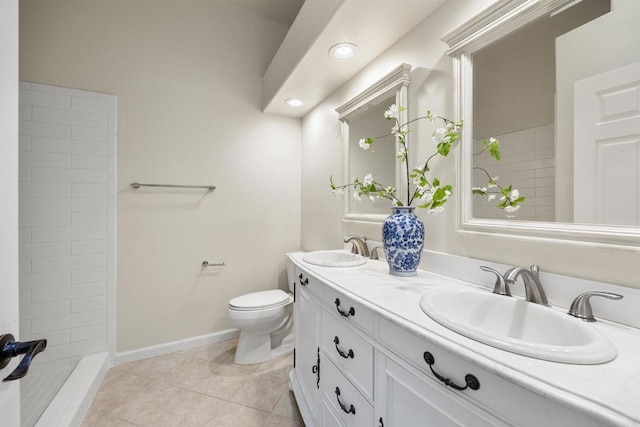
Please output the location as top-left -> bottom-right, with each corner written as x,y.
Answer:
82,339 -> 303,426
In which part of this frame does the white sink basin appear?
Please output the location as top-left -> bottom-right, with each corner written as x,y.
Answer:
419,287 -> 616,364
302,250 -> 366,267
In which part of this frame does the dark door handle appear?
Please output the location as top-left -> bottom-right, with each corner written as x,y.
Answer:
0,334 -> 47,381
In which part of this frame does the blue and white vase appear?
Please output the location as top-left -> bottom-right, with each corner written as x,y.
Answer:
382,206 -> 424,277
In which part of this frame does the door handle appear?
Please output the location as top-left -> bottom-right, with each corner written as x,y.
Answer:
0,334 -> 47,381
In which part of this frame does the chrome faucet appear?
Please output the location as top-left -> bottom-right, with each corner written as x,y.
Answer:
344,236 -> 369,258
504,265 -> 550,306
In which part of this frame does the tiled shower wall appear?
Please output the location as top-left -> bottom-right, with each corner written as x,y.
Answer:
18,82 -> 116,373
473,123 -> 555,222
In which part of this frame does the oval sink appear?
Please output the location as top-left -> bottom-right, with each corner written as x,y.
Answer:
302,250 -> 367,267
419,287 -> 616,364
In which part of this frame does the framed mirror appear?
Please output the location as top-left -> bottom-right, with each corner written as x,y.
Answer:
336,63 -> 410,222
444,0 -> 640,245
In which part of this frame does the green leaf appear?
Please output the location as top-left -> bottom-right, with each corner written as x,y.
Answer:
433,178 -> 440,187
437,142 -> 450,156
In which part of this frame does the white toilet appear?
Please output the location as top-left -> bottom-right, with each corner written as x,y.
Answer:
228,289 -> 294,364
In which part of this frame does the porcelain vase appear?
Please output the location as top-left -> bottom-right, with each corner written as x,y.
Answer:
382,206 -> 424,277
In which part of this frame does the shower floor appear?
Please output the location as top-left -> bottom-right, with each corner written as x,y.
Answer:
21,365 -> 75,427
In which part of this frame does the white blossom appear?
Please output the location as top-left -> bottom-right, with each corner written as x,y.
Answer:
432,127 -> 450,144
504,204 -> 520,213
368,195 -> 376,203
363,173 -> 374,186
487,194 -> 496,201
384,104 -> 399,120
353,191 -> 361,201
509,189 -> 520,201
428,206 -> 445,214
488,177 -> 499,188
358,138 -> 370,150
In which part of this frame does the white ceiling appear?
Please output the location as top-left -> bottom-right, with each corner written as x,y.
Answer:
260,0 -> 448,117
226,0 -> 305,26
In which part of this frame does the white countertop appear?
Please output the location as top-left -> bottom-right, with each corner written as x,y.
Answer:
288,251 -> 640,426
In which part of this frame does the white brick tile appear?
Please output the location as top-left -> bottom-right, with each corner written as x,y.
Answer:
72,154 -> 108,170
72,97 -> 111,114
19,228 -> 32,243
31,254 -> 106,273
20,242 -> 70,258
19,167 -> 31,182
71,240 -> 106,255
31,226 -> 106,242
19,89 -> 70,109
30,83 -> 62,94
21,300 -> 70,320
36,338 -> 105,363
31,314 -> 70,333
21,271 -> 71,289
31,137 -> 108,156
28,359 -> 71,375
535,148 -> 555,160
71,324 -> 107,342
31,167 -> 107,184
19,258 -> 31,274
19,135 -> 31,151
20,182 -> 71,198
31,198 -> 107,213
70,310 -> 107,327
536,186 -> 555,196
72,295 -> 106,313
72,268 -> 107,284
72,183 -> 107,198
20,288 -> 32,305
71,126 -> 107,142
31,282 -> 106,303
535,167 -> 555,178
20,120 -> 71,139
72,212 -> 107,227
107,319 -> 116,341
20,319 -> 32,335
32,106 -> 107,128
20,212 -> 70,227
107,278 -> 115,300
19,151 -> 71,168
19,198 -> 31,212
22,329 -> 70,346
61,87 -> 90,98
20,104 -> 32,120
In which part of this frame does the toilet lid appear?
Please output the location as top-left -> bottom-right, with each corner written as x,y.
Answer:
229,289 -> 291,311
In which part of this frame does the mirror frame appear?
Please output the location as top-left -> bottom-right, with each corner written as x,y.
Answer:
336,63 -> 411,222
444,0 -> 640,246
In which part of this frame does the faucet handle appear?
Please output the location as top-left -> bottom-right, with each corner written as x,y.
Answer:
529,264 -> 540,277
480,266 -> 510,296
369,246 -> 383,260
568,291 -> 623,322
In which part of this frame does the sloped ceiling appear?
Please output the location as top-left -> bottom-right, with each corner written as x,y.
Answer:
261,0 -> 447,117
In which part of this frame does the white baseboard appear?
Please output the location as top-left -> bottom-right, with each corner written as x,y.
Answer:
115,329 -> 240,366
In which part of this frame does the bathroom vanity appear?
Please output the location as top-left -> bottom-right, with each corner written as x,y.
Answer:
287,251 -> 640,427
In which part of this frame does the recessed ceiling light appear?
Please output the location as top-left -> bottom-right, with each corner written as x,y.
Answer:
285,98 -> 304,107
329,43 -> 359,60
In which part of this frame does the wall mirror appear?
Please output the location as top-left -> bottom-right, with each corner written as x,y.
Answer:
336,63 -> 410,222
444,0 -> 640,245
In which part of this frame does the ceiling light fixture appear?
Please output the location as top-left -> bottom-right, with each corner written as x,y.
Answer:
329,43 -> 359,60
285,98 -> 304,107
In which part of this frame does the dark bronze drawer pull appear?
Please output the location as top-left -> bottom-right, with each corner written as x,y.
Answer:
297,273 -> 308,285
335,298 -> 355,317
333,336 -> 354,359
334,386 -> 356,415
423,351 -> 480,391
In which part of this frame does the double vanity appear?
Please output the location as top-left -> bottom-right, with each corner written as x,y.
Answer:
287,250 -> 640,426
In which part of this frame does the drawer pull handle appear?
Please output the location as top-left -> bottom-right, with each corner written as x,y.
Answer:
423,352 -> 480,391
335,298 -> 355,317
379,417 -> 384,427
312,347 -> 320,389
297,273 -> 308,286
334,386 -> 356,415
333,336 -> 354,359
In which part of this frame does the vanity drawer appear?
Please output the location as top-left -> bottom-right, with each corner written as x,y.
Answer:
295,267 -> 324,297
322,311 -> 375,401
377,318 -> 603,427
321,287 -> 374,336
322,357 -> 373,427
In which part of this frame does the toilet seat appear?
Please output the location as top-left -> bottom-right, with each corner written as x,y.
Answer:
229,289 -> 291,311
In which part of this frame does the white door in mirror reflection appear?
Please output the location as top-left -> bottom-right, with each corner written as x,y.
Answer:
574,60 -> 640,226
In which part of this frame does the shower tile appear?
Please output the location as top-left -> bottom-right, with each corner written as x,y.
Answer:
20,120 -> 71,139
19,89 -> 70,109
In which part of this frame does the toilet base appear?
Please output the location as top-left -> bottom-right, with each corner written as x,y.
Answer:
234,331 -> 294,365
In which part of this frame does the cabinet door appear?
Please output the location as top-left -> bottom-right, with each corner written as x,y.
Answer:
294,284 -> 322,425
375,353 -> 506,427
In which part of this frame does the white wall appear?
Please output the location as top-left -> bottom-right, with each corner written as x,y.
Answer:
18,83 -> 116,371
19,0 -> 302,352
301,0 -> 640,289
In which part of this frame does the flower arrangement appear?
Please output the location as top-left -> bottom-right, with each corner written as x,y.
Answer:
330,104 -> 525,214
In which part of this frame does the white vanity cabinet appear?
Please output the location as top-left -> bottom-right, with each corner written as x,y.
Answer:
289,258 -> 628,427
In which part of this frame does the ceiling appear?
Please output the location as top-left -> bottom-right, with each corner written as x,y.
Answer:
228,0 -> 305,26
259,0 -> 448,117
